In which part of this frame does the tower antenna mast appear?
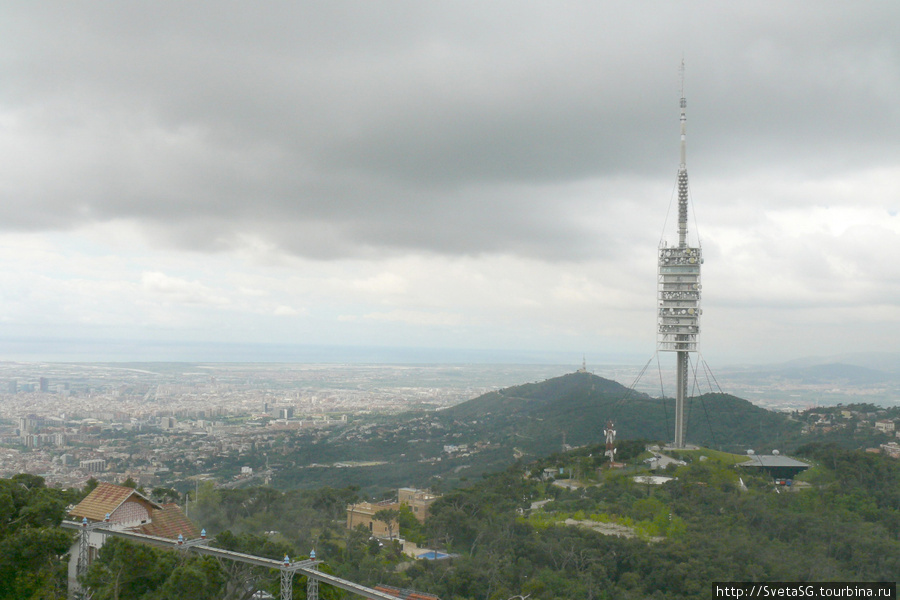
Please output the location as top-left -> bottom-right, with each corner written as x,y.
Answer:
658,61 -> 702,448
678,59 -> 688,248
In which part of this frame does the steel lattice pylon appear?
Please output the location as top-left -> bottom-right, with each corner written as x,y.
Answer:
281,568 -> 295,600
77,521 -> 91,579
281,553 -> 322,600
307,561 -> 319,600
75,516 -> 110,598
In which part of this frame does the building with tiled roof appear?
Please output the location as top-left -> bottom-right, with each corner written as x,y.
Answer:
67,482 -> 202,591
69,482 -> 200,540
69,482 -> 162,527
139,503 -> 200,540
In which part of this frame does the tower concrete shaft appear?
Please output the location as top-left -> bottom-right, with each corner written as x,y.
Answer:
675,351 -> 688,448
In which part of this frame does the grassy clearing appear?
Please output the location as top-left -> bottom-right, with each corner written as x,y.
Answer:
669,447 -> 748,466
521,506 -> 685,541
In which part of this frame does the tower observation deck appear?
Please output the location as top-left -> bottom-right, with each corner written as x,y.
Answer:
658,66 -> 702,448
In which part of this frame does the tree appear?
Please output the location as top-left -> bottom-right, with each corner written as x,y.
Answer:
151,486 -> 181,504
81,537 -> 178,599
397,505 -> 426,545
373,508 -> 399,540
0,475 -> 77,600
83,477 -> 99,495
155,557 -> 225,600
305,486 -> 359,521
82,537 -> 228,600
0,525 -> 72,600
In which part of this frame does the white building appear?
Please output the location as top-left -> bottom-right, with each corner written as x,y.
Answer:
875,420 -> 895,434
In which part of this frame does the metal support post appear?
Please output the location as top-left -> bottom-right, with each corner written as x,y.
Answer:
75,524 -> 92,600
307,550 -> 319,600
77,520 -> 91,581
281,568 -> 294,600
75,515 -> 110,599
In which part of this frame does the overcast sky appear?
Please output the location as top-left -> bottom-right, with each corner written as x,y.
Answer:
0,2 -> 898,365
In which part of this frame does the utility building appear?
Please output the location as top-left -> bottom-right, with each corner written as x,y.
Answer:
737,454 -> 810,482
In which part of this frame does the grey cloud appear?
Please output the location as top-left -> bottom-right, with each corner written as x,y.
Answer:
2,2 -> 899,260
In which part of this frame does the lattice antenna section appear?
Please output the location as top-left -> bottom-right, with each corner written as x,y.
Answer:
604,421 -> 617,463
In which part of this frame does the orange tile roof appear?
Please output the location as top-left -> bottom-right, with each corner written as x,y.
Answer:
374,585 -> 441,600
140,503 -> 200,541
69,482 -> 161,523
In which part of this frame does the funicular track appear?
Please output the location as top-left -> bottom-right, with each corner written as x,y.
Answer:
62,520 -> 400,600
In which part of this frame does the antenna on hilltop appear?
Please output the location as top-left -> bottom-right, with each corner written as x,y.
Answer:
578,355 -> 588,373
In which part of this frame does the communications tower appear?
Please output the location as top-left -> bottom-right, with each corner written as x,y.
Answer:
603,421 -> 616,463
657,64 -> 702,448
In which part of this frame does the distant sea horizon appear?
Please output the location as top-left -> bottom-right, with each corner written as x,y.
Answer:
0,337 -> 646,366
3,339 -> 896,377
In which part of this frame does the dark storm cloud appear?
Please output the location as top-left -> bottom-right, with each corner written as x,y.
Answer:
1,2 -> 898,259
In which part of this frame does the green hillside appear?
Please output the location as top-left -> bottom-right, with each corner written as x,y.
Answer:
440,372 -> 802,456
269,371 -> 808,493
9,438 -> 899,600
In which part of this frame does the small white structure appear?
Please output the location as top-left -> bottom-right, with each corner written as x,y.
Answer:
633,475 -> 675,485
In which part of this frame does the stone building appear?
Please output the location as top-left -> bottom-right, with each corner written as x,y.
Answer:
398,487 -> 440,523
346,500 -> 401,538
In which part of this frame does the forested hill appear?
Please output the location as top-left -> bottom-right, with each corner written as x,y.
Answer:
439,371 -> 802,455
273,371 -> 803,492
443,370 -> 638,422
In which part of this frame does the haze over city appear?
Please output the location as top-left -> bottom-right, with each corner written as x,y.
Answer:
1,2 -> 898,364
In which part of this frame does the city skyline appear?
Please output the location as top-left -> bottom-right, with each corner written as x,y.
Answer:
1,3 -> 898,365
